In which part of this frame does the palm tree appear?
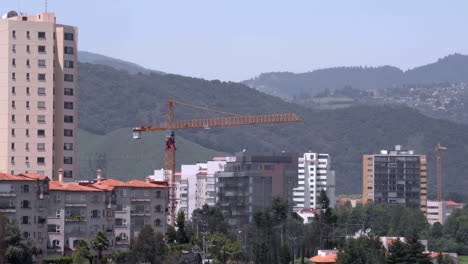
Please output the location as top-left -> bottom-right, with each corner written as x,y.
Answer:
91,231 -> 110,264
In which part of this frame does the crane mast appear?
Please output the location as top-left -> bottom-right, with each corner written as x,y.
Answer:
133,100 -> 303,224
435,143 -> 447,202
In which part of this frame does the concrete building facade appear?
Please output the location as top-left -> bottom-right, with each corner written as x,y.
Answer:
0,11 -> 78,181
90,177 -> 168,250
0,172 -> 49,259
426,200 -> 463,224
215,152 -> 298,227
293,153 -> 335,210
47,178 -> 113,257
363,145 -> 427,213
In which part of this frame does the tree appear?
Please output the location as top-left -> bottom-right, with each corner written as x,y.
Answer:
317,190 -> 336,249
72,240 -> 91,264
166,225 -> 177,244
405,231 -> 431,264
131,225 -> 167,264
4,220 -> 38,264
207,232 -> 241,263
336,235 -> 385,264
436,253 -> 455,264
191,204 -> 229,236
91,231 -> 109,264
386,238 -> 409,264
175,210 -> 189,244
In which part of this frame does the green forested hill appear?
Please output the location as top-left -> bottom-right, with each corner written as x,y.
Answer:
77,128 -> 226,182
77,62 -> 468,194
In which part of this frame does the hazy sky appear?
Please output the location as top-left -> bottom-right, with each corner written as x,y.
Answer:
3,1 -> 468,81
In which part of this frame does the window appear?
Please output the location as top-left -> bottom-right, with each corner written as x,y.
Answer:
64,129 -> 73,137
26,31 -> 30,39
25,143 -> 29,151
21,216 -> 30,225
26,87 -> 30,94
64,60 -> 74,68
12,30 -> 16,38
12,44 -> 16,52
64,33 -> 74,41
25,129 -> 29,136
12,72 -> 15,80
122,189 -> 127,197
38,74 -> 46,81
64,88 -> 74,96
26,45 -> 30,53
38,87 -> 46,95
64,102 -> 73,109
156,191 -> 161,198
12,59 -> 15,66
81,195 -> 85,202
145,191 -> 149,197
64,74 -> 74,82
38,101 -> 46,109
64,46 -> 74,54
11,115 -> 15,122
21,200 -> 31,209
11,101 -> 15,108
26,101 -> 30,108
38,32 -> 46,39
26,115 -> 30,122
154,219 -> 161,227
38,59 -> 46,67
11,129 -> 15,136
37,129 -> 45,137
26,59 -> 30,66
12,87 -> 15,94
26,73 -> 30,80
64,170 -> 73,178
37,157 -> 45,165
10,157 -> 15,164
64,156 -> 73,164
64,115 -> 74,123
11,143 -> 15,150
21,184 -> 29,193
38,46 -> 46,53
155,205 -> 161,213
64,143 -> 73,150
37,143 -> 45,151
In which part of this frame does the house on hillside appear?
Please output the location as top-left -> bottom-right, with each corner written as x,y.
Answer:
309,250 -> 338,263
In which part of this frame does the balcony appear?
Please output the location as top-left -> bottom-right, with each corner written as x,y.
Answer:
0,192 -> 16,197
130,210 -> 150,216
130,198 -> 151,202
65,203 -> 86,207
65,215 -> 86,222
0,205 -> 16,213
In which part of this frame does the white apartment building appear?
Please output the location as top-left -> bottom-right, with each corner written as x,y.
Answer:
148,157 -> 231,219
426,200 -> 463,225
0,11 -> 78,181
293,153 -> 335,210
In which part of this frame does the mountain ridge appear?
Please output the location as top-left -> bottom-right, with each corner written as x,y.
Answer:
243,53 -> 468,100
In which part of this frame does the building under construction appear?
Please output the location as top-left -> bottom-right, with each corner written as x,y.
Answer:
215,152 -> 299,227
362,145 -> 428,213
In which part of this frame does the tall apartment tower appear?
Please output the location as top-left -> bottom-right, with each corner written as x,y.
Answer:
0,11 -> 78,180
293,153 -> 336,210
363,145 -> 427,213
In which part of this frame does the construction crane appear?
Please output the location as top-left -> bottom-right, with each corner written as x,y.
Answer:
132,100 -> 303,224
435,143 -> 447,202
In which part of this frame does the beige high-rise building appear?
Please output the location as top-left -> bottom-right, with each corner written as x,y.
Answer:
0,11 -> 78,181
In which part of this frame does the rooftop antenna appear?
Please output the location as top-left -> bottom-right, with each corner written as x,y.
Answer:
45,0 -> 48,12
